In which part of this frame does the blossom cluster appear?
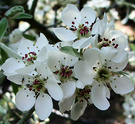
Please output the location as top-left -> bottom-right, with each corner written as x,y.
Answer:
1,4 -> 134,120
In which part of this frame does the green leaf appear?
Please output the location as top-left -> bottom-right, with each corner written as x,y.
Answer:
0,71 -> 5,85
0,17 -> 8,40
12,83 -> 19,95
0,42 -> 21,59
130,43 -> 135,51
5,6 -> 24,17
13,13 -> 33,19
0,48 -> 9,64
23,34 -> 36,41
60,46 -> 83,59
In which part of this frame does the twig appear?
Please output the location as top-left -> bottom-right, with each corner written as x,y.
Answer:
21,18 -> 60,43
29,0 -> 38,16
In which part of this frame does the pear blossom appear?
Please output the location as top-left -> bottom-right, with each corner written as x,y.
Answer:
59,85 -> 92,120
15,61 -> 63,120
1,33 -> 49,77
74,48 -> 134,110
53,4 -> 98,49
47,50 -> 78,99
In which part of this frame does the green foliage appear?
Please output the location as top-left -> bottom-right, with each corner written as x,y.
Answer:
130,43 -> 135,51
60,46 -> 83,59
12,13 -> 33,19
5,6 -> 32,19
23,34 -> 36,41
0,48 -> 9,65
0,17 -> 8,40
12,83 -> 19,95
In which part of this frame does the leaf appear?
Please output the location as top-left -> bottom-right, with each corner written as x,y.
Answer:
0,17 -> 8,40
0,71 -> 5,85
23,34 -> 36,41
130,43 -> 135,51
60,46 -> 83,59
13,13 -> 33,19
0,48 -> 9,65
12,83 -> 19,95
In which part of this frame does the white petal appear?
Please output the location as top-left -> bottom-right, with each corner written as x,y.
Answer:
35,93 -> 53,120
76,80 -> 85,89
114,36 -> 128,50
15,88 -> 35,111
80,36 -> 95,48
15,65 -> 35,75
101,47 -> 118,60
46,77 -> 63,101
107,50 -> 128,72
52,28 -> 77,42
110,75 -> 134,94
37,46 -> 47,62
1,58 -> 25,76
92,13 -> 107,34
83,48 -> 105,66
35,61 -> 48,78
62,4 -> 81,27
72,38 -> 89,49
74,61 -> 95,85
91,83 -> 110,110
71,100 -> 87,120
47,51 -> 62,72
17,39 -> 34,56
60,52 -> 78,67
60,81 -> 76,99
35,33 -> 48,52
8,74 -> 33,85
80,7 -> 96,25
59,94 -> 76,113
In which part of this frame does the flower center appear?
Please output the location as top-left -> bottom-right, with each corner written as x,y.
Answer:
98,37 -> 118,49
29,77 -> 46,93
76,86 -> 91,102
54,66 -> 73,82
22,52 -> 37,65
71,21 -> 94,40
95,67 -> 110,82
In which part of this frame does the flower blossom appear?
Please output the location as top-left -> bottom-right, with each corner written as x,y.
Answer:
74,48 -> 134,110
53,4 -> 98,49
14,62 -> 63,120
47,50 -> 78,99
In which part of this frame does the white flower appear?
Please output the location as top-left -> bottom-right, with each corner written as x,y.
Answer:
15,61 -> 63,120
47,50 -> 78,99
59,85 -> 92,120
92,26 -> 128,51
2,33 -> 49,77
53,4 -> 98,49
74,48 -> 134,110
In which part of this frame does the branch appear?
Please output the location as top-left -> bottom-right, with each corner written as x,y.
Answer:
22,18 -> 60,43
17,107 -> 35,124
29,0 -> 38,16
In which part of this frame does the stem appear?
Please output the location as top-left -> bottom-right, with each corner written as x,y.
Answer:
0,42 -> 21,59
17,107 -> 35,124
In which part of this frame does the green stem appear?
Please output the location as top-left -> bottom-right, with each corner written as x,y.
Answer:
17,107 -> 35,124
0,42 -> 21,59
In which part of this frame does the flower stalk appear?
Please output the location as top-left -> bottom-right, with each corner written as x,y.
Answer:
17,107 -> 35,124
